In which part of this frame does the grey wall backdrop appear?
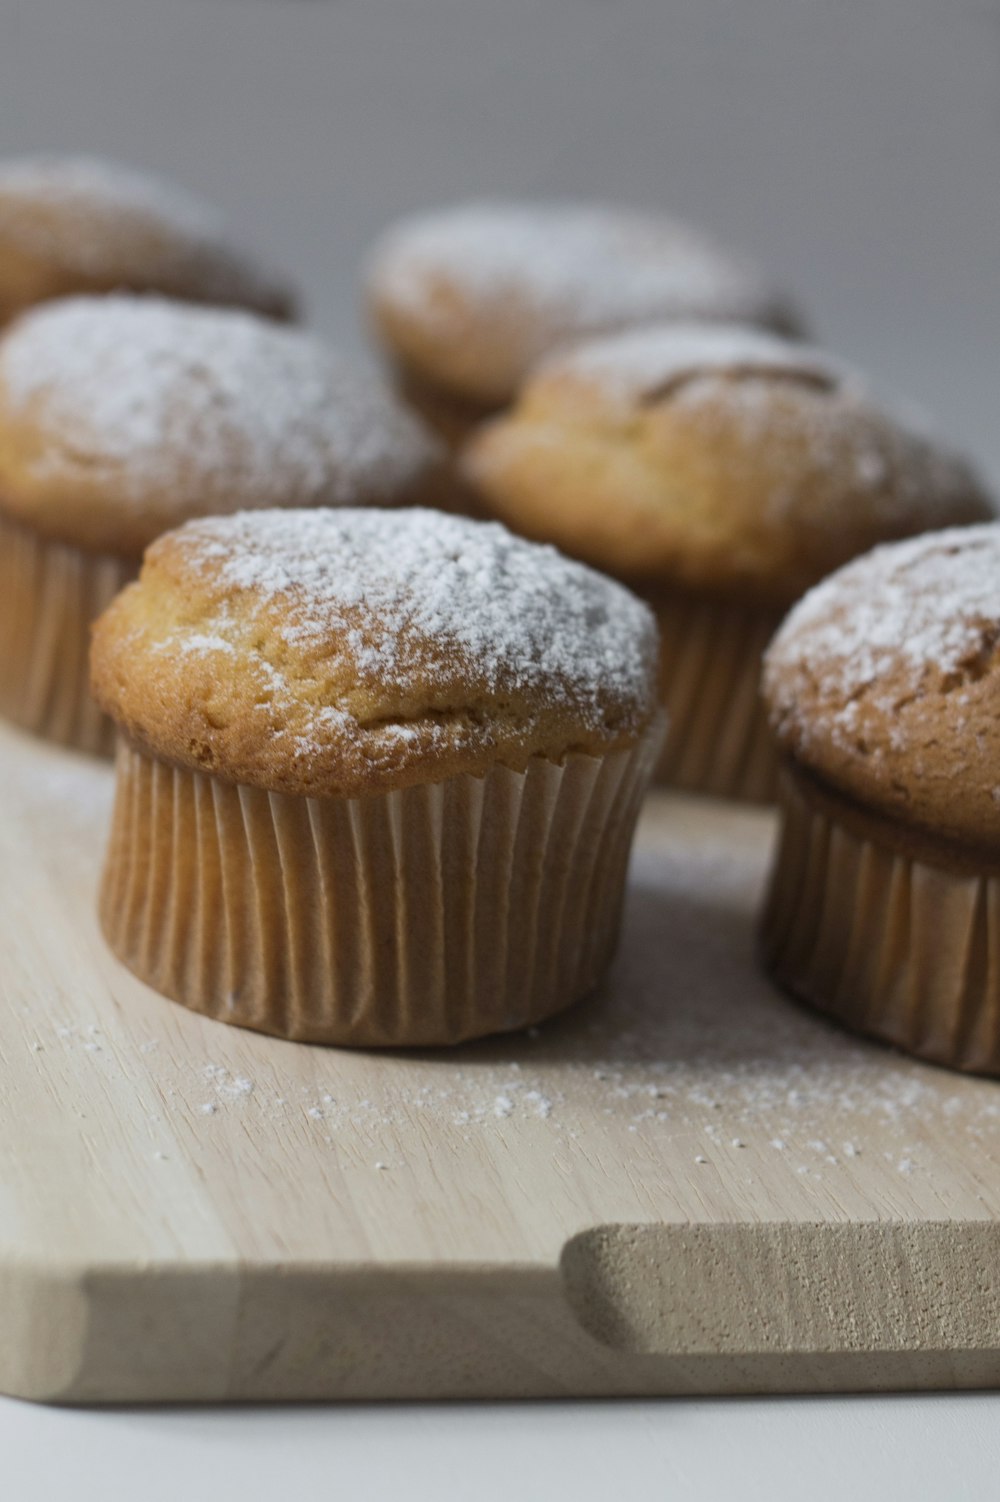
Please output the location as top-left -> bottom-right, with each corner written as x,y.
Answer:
1,0 -> 997,479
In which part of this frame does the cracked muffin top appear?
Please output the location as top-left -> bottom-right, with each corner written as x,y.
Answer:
366,199 -> 802,409
90,507 -> 660,796
462,323 -> 994,606
0,154 -> 296,325
764,525 -> 1000,848
0,295 -> 451,556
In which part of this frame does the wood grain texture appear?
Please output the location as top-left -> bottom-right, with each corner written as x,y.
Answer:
2,720 -> 1000,1402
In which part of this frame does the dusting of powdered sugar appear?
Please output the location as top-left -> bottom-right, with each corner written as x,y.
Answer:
0,154 -> 286,305
538,321 -> 845,407
172,507 -> 658,732
369,200 -> 794,350
0,156 -> 225,259
767,525 -> 1000,716
0,295 -> 439,506
532,322 -> 991,543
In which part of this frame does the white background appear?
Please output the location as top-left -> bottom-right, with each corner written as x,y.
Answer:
2,1394 -> 1000,1500
1,0 -> 999,1494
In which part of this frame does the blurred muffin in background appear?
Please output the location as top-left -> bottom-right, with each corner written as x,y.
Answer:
462,322 -> 994,802
0,294 -> 451,755
365,199 -> 803,445
0,154 -> 297,324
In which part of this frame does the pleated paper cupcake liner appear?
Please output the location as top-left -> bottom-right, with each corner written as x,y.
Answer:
647,588 -> 782,803
0,508 -> 134,756
100,721 -> 663,1047
762,765 -> 1000,1076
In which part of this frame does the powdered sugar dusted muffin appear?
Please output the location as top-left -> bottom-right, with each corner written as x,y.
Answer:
365,200 -> 803,444
0,155 -> 296,324
93,507 -> 662,1046
463,322 -> 994,801
0,295 -> 450,754
762,525 -> 1000,1074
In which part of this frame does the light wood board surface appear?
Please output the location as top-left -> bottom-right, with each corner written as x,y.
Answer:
2,719 -> 1000,1403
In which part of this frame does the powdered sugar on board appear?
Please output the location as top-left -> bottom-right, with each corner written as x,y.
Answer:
0,295 -> 439,510
166,507 -> 660,733
27,769 -> 1000,1212
369,200 -> 794,342
767,524 -> 1000,710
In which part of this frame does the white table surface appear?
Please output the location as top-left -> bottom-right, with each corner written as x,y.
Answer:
2,1393 -> 1000,1500
2,0 -> 999,1492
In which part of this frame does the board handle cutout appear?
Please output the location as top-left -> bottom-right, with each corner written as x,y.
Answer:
560,1221 -> 1000,1356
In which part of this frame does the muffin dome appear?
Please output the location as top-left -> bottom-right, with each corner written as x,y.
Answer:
463,323 -> 994,605
367,201 -> 801,409
0,155 -> 294,323
91,507 -> 660,796
0,296 -> 449,555
765,525 -> 1000,850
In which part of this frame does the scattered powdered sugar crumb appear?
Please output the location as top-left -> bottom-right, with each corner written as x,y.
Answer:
33,784 -> 995,1207
493,1095 -> 514,1119
0,296 -> 436,510
169,507 -> 658,743
201,1065 -> 254,1102
369,201 -> 786,350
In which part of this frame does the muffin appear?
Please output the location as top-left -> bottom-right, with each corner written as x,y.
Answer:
0,294 -> 450,755
365,199 -> 802,445
92,507 -> 662,1047
0,154 -> 295,324
762,525 -> 1000,1075
463,323 -> 994,801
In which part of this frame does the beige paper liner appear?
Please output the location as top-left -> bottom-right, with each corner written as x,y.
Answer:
648,588 -> 782,803
0,508 -> 135,756
762,767 -> 1000,1076
99,724 -> 662,1047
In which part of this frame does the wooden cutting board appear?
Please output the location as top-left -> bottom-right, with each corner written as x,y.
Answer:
3,718 -> 1000,1403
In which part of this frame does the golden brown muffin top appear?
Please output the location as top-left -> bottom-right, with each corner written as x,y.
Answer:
91,507 -> 660,797
764,525 -> 1000,850
366,200 -> 802,407
0,295 -> 451,556
462,323 -> 993,607
0,155 -> 295,323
